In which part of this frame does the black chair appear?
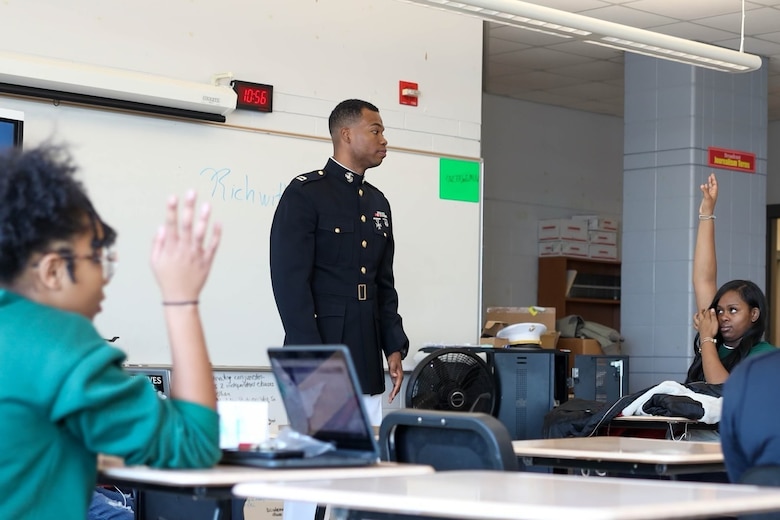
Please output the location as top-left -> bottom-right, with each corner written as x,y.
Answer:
738,466 -> 780,520
379,408 -> 518,471
343,410 -> 517,520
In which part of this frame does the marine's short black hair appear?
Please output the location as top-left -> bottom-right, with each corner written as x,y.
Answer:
0,144 -> 116,284
328,99 -> 380,137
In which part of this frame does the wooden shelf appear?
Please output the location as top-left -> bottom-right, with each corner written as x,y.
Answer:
538,256 -> 621,331
566,297 -> 620,305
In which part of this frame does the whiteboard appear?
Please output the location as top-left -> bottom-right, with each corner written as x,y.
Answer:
9,100 -> 482,366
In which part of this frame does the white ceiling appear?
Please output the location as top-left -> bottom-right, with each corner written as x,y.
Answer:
483,0 -> 780,120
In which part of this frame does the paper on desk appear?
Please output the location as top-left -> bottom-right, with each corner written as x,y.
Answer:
217,400 -> 269,448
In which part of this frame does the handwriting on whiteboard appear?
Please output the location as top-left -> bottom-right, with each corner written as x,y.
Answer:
200,167 -> 284,207
213,371 -> 278,401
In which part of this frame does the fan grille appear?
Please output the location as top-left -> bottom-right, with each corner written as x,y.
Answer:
406,349 -> 497,415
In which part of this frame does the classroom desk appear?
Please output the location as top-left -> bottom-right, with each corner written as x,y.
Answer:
232,470 -> 780,520
98,459 -> 433,520
512,436 -> 724,476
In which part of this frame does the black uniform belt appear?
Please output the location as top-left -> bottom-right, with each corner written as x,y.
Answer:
313,283 -> 376,301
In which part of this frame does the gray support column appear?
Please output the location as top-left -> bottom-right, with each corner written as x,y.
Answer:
621,54 -> 768,391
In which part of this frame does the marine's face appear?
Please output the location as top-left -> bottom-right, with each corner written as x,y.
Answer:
716,289 -> 758,345
346,108 -> 387,172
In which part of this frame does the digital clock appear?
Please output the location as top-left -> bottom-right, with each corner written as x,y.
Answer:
231,80 -> 273,113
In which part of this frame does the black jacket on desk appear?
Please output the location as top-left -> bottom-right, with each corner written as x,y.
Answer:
270,158 -> 409,395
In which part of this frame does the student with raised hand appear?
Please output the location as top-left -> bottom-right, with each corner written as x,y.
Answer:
0,145 -> 222,520
686,172 -> 775,385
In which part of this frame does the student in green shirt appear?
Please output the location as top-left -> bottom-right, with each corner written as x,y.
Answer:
0,145 -> 223,520
687,172 -> 775,385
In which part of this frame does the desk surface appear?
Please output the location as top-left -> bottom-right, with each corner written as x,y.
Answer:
99,461 -> 433,488
233,470 -> 780,520
512,436 -> 722,464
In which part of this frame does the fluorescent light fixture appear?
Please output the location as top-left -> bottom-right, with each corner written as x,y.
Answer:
0,51 -> 237,122
398,0 -> 762,73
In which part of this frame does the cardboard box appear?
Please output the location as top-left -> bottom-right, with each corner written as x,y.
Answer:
538,240 -> 589,258
588,230 -> 617,245
573,215 -> 620,232
588,243 -> 619,260
480,306 -> 559,349
557,338 -> 604,369
538,219 -> 588,242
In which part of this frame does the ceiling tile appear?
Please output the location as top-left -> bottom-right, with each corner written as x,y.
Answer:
486,37 -> 531,55
700,7 -> 780,34
547,60 -> 624,81
491,47 -> 593,69
645,21 -> 739,42
626,0 -> 759,20
489,70 -> 589,90
547,40 -> 625,60
547,81 -> 625,100
578,5 -> 678,27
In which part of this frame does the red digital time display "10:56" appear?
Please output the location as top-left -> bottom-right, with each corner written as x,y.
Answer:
231,80 -> 273,113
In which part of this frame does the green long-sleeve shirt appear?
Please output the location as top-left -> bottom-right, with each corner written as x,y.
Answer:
0,290 -> 221,520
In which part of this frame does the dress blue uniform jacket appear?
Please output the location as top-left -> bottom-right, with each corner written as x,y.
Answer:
721,347 -> 780,483
270,158 -> 409,395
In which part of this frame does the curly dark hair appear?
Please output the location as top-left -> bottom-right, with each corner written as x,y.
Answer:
686,279 -> 767,383
328,99 -> 379,137
0,144 -> 116,284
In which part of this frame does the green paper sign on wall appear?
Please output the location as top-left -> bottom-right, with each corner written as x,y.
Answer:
439,157 -> 480,203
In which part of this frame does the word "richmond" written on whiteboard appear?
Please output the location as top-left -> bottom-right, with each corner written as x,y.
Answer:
200,167 -> 284,207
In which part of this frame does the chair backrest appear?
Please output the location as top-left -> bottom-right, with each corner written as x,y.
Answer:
379,409 -> 518,471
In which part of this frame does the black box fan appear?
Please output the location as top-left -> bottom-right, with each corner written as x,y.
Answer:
405,348 -> 497,415
405,346 -> 569,441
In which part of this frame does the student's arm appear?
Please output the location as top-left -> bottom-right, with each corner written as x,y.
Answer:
151,191 -> 221,408
692,173 -> 728,383
693,173 -> 718,312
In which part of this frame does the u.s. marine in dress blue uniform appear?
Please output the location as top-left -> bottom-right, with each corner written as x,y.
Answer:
270,157 -> 408,395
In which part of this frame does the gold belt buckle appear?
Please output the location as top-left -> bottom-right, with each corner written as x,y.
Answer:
358,284 -> 367,300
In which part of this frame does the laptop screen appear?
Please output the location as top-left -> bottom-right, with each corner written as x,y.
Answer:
268,345 -> 377,453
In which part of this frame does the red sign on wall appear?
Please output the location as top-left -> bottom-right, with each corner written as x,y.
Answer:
707,147 -> 755,173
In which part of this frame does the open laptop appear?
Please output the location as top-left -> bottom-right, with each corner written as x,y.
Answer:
220,345 -> 380,468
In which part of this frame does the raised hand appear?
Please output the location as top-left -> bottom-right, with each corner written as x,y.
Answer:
150,190 -> 222,302
693,307 -> 719,339
699,173 -> 718,217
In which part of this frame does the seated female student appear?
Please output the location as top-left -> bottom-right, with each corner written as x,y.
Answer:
0,145 -> 223,520
686,173 -> 775,386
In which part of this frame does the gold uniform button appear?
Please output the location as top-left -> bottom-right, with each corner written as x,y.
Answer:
334,227 -> 341,233
361,215 -> 366,222
361,267 -> 367,274
362,240 -> 367,248
318,170 -> 324,175
359,188 -> 364,196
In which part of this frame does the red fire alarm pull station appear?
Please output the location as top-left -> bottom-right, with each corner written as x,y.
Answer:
399,81 -> 419,106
